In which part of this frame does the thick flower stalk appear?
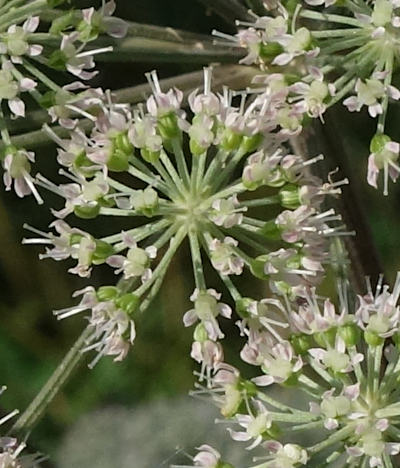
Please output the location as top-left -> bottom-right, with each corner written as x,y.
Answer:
222,0 -> 400,194
191,274 -> 400,468
22,67 -> 348,367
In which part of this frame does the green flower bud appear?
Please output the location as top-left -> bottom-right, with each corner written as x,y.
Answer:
314,327 -> 337,348
273,280 -> 292,295
74,203 -> 101,219
131,187 -> 159,217
8,151 -> 31,178
290,333 -> 313,355
239,380 -> 257,397
370,133 -> 391,153
258,220 -> 282,241
77,19 -> 101,42
282,372 -> 299,387
49,11 -> 76,35
39,90 -> 57,109
279,184 -> 301,209
115,293 -> 140,316
217,463 -> 235,468
259,42 -> 284,61
220,384 -> 242,418
48,50 -> 68,70
266,422 -> 281,439
158,113 -> 180,140
92,240 -> 114,263
364,330 -> 384,347
189,138 -> 206,157
240,133 -> 263,154
115,132 -> 133,155
220,129 -> 242,152
107,148 -> 130,172
73,151 -> 97,177
97,286 -> 119,302
141,148 -> 160,164
69,233 -> 84,246
235,297 -> 252,318
250,255 -> 269,280
193,323 -> 208,342
338,323 -> 361,347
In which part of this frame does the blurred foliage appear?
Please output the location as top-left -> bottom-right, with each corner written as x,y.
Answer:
0,0 -> 399,465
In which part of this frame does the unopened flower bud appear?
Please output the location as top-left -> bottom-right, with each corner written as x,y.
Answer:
115,293 -> 140,316
97,285 -> 118,302
338,323 -> 361,347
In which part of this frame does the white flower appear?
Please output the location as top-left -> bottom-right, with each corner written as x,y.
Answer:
228,401 -> 272,450
183,289 -> 231,341
210,195 -> 247,228
209,237 -> 244,276
252,341 -> 303,386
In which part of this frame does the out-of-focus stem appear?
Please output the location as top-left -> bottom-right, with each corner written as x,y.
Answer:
5,65 -> 258,145
196,0 -> 253,23
10,325 -> 91,434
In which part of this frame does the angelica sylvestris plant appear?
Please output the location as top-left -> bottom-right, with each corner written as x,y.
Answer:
1,0 -> 400,468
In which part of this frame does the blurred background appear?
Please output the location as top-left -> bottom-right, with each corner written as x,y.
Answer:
0,1 -> 399,466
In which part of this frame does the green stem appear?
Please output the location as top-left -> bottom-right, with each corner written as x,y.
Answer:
377,51 -> 394,134
239,196 -> 280,207
134,225 -> 186,297
312,28 -> 364,38
300,10 -> 363,27
0,0 -> 46,31
101,219 -> 171,244
199,231 -> 242,302
188,229 -> 206,290
89,36 -> 245,64
172,138 -> 191,189
269,411 -> 317,423
159,151 -> 188,199
11,325 -> 91,434
309,425 -> 355,454
0,104 -> 11,146
256,391 -> 305,413
153,159 -> 185,201
23,58 -> 61,92
210,148 -> 246,193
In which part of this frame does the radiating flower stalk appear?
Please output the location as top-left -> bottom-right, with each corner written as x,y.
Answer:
218,0 -> 400,194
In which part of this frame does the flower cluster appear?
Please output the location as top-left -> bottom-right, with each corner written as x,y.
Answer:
220,0 -> 400,193
22,68 -> 348,367
0,0 -> 126,202
191,274 -> 400,468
